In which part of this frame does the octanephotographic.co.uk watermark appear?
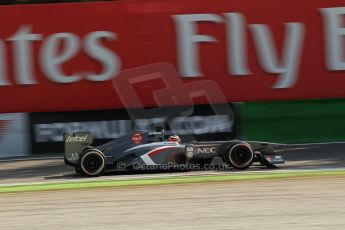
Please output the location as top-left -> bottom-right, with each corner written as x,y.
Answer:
111,62 -> 235,138
117,161 -> 230,171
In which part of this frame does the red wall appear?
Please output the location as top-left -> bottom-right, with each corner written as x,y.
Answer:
0,0 -> 345,112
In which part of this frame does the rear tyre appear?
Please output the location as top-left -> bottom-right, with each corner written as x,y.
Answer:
79,150 -> 106,177
224,143 -> 254,170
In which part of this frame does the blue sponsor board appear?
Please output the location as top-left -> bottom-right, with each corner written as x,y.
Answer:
29,104 -> 237,154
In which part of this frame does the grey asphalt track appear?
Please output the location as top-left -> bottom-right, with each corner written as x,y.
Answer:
1,143 -> 345,230
1,143 -> 345,185
1,177 -> 345,230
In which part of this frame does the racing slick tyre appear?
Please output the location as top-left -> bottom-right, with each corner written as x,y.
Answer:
224,143 -> 254,170
79,150 -> 106,177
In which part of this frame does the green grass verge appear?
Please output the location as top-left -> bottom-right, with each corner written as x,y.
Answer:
1,170 -> 345,194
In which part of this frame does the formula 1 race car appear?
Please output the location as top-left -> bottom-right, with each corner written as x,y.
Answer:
64,130 -> 285,176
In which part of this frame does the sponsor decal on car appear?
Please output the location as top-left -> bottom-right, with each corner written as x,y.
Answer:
264,155 -> 285,163
186,147 -> 194,152
196,147 -> 216,154
66,135 -> 88,143
272,155 -> 284,163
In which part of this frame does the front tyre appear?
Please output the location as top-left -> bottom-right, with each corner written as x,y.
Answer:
79,150 -> 106,177
224,143 -> 254,170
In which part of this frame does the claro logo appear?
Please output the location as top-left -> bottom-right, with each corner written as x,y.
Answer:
0,25 -> 121,86
66,135 -> 88,143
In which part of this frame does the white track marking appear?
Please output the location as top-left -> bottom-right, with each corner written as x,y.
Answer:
0,156 -> 63,162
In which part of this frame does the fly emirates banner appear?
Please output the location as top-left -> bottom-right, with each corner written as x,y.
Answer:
0,0 -> 344,112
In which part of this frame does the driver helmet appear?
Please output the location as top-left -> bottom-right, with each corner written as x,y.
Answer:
168,135 -> 181,143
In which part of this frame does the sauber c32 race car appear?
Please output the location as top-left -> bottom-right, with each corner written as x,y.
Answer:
64,131 -> 285,176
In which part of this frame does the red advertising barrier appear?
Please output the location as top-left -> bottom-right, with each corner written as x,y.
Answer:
0,0 -> 345,112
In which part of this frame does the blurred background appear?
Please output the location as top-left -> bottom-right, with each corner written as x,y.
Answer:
1,0 -> 345,158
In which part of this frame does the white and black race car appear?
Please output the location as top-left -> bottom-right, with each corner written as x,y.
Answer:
64,130 -> 285,176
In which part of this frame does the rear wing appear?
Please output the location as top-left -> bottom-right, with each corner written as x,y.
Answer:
64,132 -> 93,165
